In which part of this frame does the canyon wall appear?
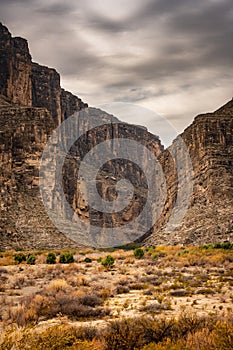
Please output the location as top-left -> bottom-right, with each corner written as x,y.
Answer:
146,100 -> 233,246
0,22 -> 232,249
0,23 -> 163,249
0,23 -> 32,106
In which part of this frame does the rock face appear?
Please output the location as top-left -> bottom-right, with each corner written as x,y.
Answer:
0,106 -> 77,249
61,89 -> 88,122
0,23 -> 32,106
145,100 -> 233,246
32,63 -> 87,125
0,23 -> 232,249
56,108 -> 163,247
0,23 -> 90,249
0,23 -> 163,249
31,63 -> 62,125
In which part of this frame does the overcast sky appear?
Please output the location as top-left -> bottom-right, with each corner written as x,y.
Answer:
1,0 -> 232,143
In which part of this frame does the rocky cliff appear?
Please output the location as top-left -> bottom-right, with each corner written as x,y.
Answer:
0,23 -> 163,249
32,63 -> 88,125
0,23 -> 232,249
0,23 -> 90,249
145,100 -> 233,246
0,22 -> 87,123
0,105 -> 72,249
0,23 -> 32,106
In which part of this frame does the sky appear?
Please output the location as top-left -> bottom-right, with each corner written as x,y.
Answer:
1,0 -> 232,144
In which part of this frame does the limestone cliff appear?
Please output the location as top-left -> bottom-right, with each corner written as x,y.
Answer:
0,23 -> 32,106
0,105 -> 81,249
0,23 -> 163,249
0,23 -> 232,249
32,63 -> 88,125
145,101 -> 233,246
0,22 -> 87,125
0,23 -> 90,249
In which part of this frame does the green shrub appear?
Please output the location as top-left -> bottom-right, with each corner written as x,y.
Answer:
134,247 -> 144,259
14,253 -> 26,264
214,242 -> 233,250
101,255 -> 115,269
221,242 -> 233,249
200,244 -> 213,250
84,257 -> 92,263
46,252 -> 57,264
27,254 -> 36,265
59,252 -> 74,264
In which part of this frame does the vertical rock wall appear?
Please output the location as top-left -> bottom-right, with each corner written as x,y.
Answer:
0,23 -> 32,106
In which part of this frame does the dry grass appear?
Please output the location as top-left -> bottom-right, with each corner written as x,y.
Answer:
0,244 -> 232,347
0,313 -> 232,349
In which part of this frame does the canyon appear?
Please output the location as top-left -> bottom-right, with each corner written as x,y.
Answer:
0,23 -> 232,249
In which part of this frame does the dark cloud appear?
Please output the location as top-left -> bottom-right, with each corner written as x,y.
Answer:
0,0 -> 232,135
84,13 -> 128,33
35,3 -> 74,16
0,0 -> 31,4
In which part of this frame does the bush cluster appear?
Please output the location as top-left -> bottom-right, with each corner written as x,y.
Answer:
2,313 -> 232,350
101,255 -> 115,269
134,248 -> 144,259
14,253 -> 36,265
14,253 -> 26,264
8,285 -> 110,327
59,252 -> 74,264
26,254 -> 36,265
46,252 -> 56,264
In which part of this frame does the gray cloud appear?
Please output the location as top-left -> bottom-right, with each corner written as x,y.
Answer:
35,3 -> 74,16
0,0 -> 232,139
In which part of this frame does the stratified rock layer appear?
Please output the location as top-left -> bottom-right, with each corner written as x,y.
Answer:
32,63 -> 88,125
0,23 -> 163,249
0,22 -> 232,249
146,101 -> 233,246
0,105 -> 79,249
0,23 -> 89,249
0,23 -> 32,106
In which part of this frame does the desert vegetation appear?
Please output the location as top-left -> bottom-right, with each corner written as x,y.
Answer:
0,244 -> 232,349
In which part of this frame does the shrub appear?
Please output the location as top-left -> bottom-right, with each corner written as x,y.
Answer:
0,325 -> 101,350
222,242 -> 233,249
214,242 -> 233,250
200,244 -> 213,250
101,255 -> 115,269
134,248 -> 144,259
103,318 -> 144,350
46,252 -> 57,264
214,320 -> 233,349
78,294 -> 103,307
51,295 -> 108,319
116,285 -> 130,294
130,282 -> 147,290
26,254 -> 36,265
14,253 -> 26,264
9,290 -> 109,325
47,279 -> 69,293
84,257 -> 92,263
59,252 -> 74,264
140,303 -> 171,314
